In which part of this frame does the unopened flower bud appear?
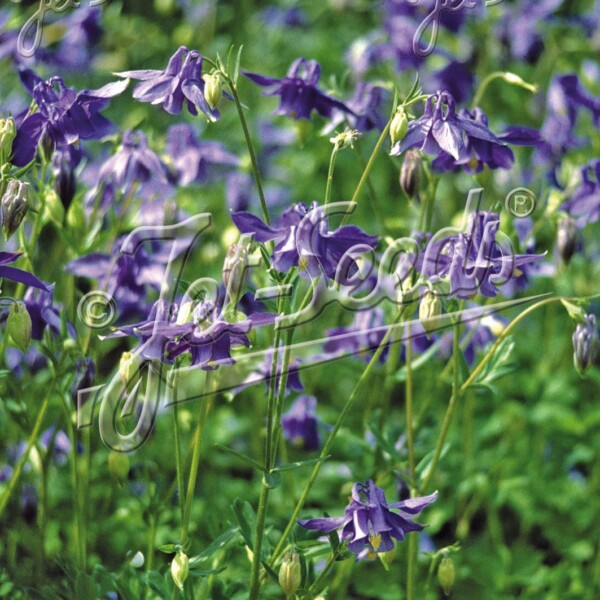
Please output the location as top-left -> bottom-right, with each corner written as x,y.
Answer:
7,301 -> 32,352
223,243 -> 250,303
120,352 -> 142,388
390,107 -> 408,147
1,180 -> 30,240
0,117 -> 16,165
108,450 -> 130,483
419,290 -> 442,338
203,72 -> 222,110
573,314 -> 599,377
278,552 -> 301,598
399,151 -> 422,199
556,215 -> 578,265
438,556 -> 456,596
171,551 -> 189,591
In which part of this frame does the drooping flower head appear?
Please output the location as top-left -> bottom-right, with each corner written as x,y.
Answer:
11,69 -> 128,166
417,211 -> 545,299
0,251 -> 51,292
299,480 -> 437,554
573,314 -> 599,376
561,159 -> 600,227
117,46 -> 220,120
232,202 -> 378,281
244,58 -> 353,120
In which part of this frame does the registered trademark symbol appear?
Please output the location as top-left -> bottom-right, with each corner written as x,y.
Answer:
505,188 -> 537,218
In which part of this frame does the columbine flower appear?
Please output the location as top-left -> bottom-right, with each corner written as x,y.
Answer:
430,107 -> 542,173
0,251 -> 51,292
232,202 -> 378,280
417,211 -> 544,299
11,70 -> 128,167
244,58 -> 353,120
561,159 -> 600,227
281,395 -> 320,451
573,314 -> 599,376
299,479 -> 437,554
116,46 -> 220,120
40,427 -> 72,466
325,83 -> 389,134
165,124 -> 239,186
391,92 -> 510,162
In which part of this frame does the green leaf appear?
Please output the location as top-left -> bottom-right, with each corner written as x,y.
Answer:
273,455 -> 330,472
561,299 -> 587,323
74,572 -> 97,599
416,444 -> 450,482
366,420 -> 401,460
263,470 -> 282,489
189,566 -> 227,578
232,499 -> 257,550
146,571 -> 168,597
470,336 -> 517,392
214,443 -> 264,471
189,527 -> 240,567
158,543 -> 177,554
233,45 -> 243,84
261,561 -> 279,583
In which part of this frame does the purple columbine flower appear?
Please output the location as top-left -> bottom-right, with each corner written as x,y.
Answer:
232,202 -> 378,281
71,358 -> 96,402
116,46 -> 219,120
326,83 -> 389,134
11,69 -> 128,167
391,91 -> 519,166
281,395 -> 320,451
561,160 -> 600,228
430,107 -> 542,173
20,287 -> 74,339
0,251 -> 51,291
165,124 -> 239,186
244,58 -> 353,121
40,427 -> 72,466
417,211 -> 544,299
66,236 -> 188,321
537,75 -> 600,183
299,480 -> 438,554
430,60 -> 474,106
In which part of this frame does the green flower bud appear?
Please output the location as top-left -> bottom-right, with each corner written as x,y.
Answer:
7,301 -> 32,352
278,552 -> 301,598
419,290 -> 442,338
399,151 -> 422,199
390,107 -> 408,147
108,450 -> 130,484
203,72 -> 223,110
66,200 -> 87,239
1,180 -> 30,240
119,352 -> 142,388
0,117 -> 16,165
171,551 -> 189,591
438,556 -> 456,596
43,188 -> 65,227
223,243 -> 250,304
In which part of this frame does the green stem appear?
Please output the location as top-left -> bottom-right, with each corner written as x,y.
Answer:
471,71 -> 536,110
181,390 -> 211,546
0,378 -> 56,519
421,318 -> 462,493
405,320 -> 416,600
171,369 -> 185,524
248,481 -> 270,600
303,545 -> 343,598
269,322 -> 397,566
340,117 -> 392,227
227,80 -> 270,225
324,144 -> 339,206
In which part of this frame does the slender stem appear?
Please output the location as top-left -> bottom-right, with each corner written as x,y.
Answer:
146,513 -> 157,573
304,545 -> 343,598
421,319 -> 461,493
227,80 -> 270,225
405,320 -> 417,600
269,323 -> 396,566
181,391 -> 211,546
248,481 -> 270,600
171,369 -> 185,524
341,118 -> 392,227
0,377 -> 56,518
471,71 -> 536,109
460,297 -> 563,394
324,144 -> 339,206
